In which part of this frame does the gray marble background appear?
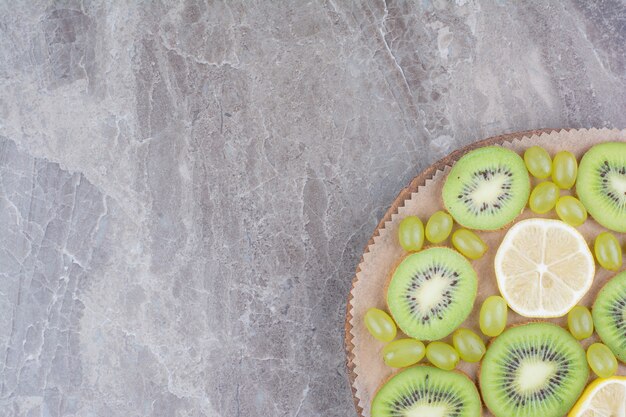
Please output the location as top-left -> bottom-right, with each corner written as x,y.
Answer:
0,1 -> 624,416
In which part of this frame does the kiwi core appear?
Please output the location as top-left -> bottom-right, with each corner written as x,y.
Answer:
461,168 -> 513,214
608,172 -> 626,204
516,360 -> 557,392
415,274 -> 450,312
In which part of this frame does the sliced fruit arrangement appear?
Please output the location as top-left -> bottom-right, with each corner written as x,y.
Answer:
592,271 -> 626,363
386,247 -> 477,340
363,140 -> 626,417
576,142 -> 626,232
480,323 -> 588,417
494,218 -> 595,318
442,146 -> 530,230
568,376 -> 626,417
371,366 -> 482,417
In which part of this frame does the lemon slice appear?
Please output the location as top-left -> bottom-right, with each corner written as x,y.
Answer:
568,376 -> 626,417
494,218 -> 595,317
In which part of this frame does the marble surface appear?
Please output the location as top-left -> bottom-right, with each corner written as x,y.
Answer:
0,1 -> 624,416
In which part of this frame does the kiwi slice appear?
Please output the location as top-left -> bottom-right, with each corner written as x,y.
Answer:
576,142 -> 626,232
372,366 -> 481,417
386,247 -> 477,341
592,270 -> 626,362
479,322 -> 588,417
442,146 -> 530,230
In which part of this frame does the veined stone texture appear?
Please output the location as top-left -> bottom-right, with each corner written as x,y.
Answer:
0,1 -> 624,416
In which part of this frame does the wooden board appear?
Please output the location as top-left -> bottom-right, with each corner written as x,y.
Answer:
344,128 -> 579,416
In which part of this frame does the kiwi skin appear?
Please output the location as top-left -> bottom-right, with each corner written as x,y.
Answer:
478,322 -> 589,417
372,364 -> 483,417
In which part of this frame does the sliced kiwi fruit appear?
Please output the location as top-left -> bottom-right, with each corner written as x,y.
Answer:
479,322 -> 588,417
576,142 -> 626,232
592,270 -> 626,362
386,247 -> 477,341
442,146 -> 530,230
372,366 -> 481,417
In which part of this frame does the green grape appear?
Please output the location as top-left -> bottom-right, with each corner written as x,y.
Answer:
452,229 -> 487,260
528,181 -> 559,214
382,339 -> 426,368
587,343 -> 618,378
594,232 -> 623,271
425,211 -> 453,243
555,196 -> 587,226
452,328 -> 486,363
551,151 -> 578,189
364,308 -> 397,342
398,216 -> 424,252
479,295 -> 508,337
524,146 -> 552,179
567,305 -> 593,340
426,342 -> 459,371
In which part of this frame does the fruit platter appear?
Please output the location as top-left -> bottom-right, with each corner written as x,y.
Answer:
345,129 -> 626,417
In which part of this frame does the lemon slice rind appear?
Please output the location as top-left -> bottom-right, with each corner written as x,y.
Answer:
568,376 -> 626,417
